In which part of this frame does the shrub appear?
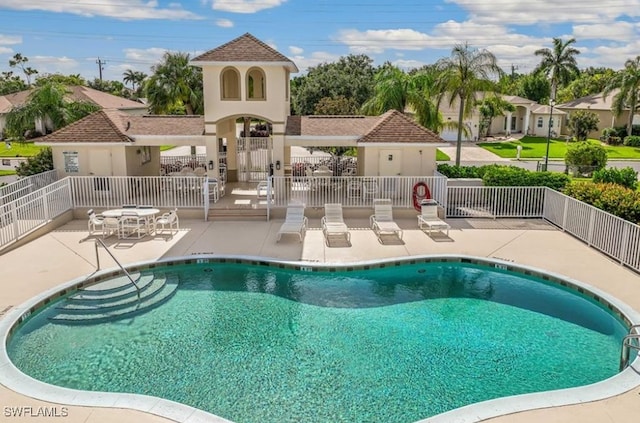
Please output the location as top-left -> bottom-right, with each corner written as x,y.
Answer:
481,166 -> 570,190
564,142 -> 607,176
607,136 -> 622,145
592,167 -> 638,190
567,110 -> 599,141
436,163 -> 503,179
564,181 -> 640,224
623,135 -> 640,147
15,147 -> 53,177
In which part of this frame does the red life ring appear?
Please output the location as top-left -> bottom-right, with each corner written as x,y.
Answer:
412,182 -> 432,211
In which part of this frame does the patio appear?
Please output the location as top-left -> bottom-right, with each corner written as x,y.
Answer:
1,215 -> 639,423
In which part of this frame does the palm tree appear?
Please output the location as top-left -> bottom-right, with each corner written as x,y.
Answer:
144,52 -> 203,115
361,64 -> 442,131
477,95 -> 515,137
534,37 -> 580,100
4,82 -> 99,138
436,43 -> 502,165
603,56 -> 640,137
123,69 -> 137,90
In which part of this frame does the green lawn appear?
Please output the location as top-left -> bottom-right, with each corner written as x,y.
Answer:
436,149 -> 450,161
0,169 -> 16,176
0,141 -> 46,157
479,136 -> 640,160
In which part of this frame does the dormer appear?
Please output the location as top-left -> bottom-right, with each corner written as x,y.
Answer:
190,33 -> 298,124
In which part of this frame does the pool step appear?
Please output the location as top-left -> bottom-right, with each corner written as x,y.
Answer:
50,274 -> 178,324
67,274 -> 155,303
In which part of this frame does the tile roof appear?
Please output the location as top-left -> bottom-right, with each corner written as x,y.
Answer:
37,110 -> 132,144
360,110 -> 445,143
285,110 -> 445,144
530,104 -> 567,115
556,90 -> 619,111
191,33 -> 298,70
37,110 -> 205,144
285,115 -> 379,136
0,85 -> 146,113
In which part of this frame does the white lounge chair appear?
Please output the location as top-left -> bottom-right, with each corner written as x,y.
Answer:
276,204 -> 308,242
321,203 -> 350,243
370,199 -> 403,240
87,209 -> 104,235
418,202 -> 450,236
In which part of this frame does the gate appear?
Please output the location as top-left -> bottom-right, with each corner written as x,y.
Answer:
236,137 -> 272,182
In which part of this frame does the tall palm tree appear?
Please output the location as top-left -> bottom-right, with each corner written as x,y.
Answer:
534,37 -> 580,100
603,56 -> 640,137
361,64 -> 442,131
123,69 -> 137,90
436,43 -> 502,165
144,52 -> 203,115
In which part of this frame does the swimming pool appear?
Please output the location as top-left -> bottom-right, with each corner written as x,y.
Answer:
3,255 -> 638,423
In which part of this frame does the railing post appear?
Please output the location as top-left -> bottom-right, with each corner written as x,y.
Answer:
42,189 -> 50,221
587,207 -> 596,246
562,194 -> 569,231
266,176 -> 272,221
619,224 -> 630,265
10,202 -> 19,244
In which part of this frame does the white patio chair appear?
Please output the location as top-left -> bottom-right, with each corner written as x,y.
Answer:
120,210 -> 145,239
370,199 -> 403,240
321,203 -> 350,243
155,208 -> 179,236
276,204 -> 308,242
417,202 -> 450,236
102,217 -> 121,239
87,209 -> 104,235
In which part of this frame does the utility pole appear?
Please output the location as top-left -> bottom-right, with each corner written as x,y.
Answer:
510,64 -> 519,80
96,57 -> 106,82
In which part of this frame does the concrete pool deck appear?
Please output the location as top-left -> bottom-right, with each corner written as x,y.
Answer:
0,216 -> 639,423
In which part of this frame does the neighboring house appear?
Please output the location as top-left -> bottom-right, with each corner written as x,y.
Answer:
556,90 -> 640,139
38,33 -> 447,180
438,93 -> 564,141
0,85 -> 147,137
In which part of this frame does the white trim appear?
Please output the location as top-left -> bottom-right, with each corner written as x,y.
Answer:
189,61 -> 298,72
357,142 -> 449,147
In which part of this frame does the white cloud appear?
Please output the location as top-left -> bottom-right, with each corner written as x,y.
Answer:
211,0 -> 287,13
216,18 -> 234,27
123,47 -> 170,64
0,47 -> 14,54
336,29 -> 439,54
289,46 -> 303,55
393,59 -> 428,70
573,22 -> 638,41
0,34 -> 22,45
291,51 -> 341,72
28,56 -> 79,74
0,0 -> 202,20
446,0 -> 640,24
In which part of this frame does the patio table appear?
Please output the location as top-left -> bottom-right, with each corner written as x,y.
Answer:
102,208 -> 160,238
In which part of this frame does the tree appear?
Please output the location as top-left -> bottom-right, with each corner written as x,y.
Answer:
35,73 -> 86,86
514,73 -> 550,104
534,37 -> 580,100
436,42 -> 502,165
4,82 -> 100,139
603,56 -> 640,137
565,142 -> 607,176
15,147 -> 53,177
567,110 -> 599,141
88,78 -> 130,98
144,52 -> 203,115
9,53 -> 38,85
0,71 -> 27,95
314,95 -> 358,115
477,95 -> 515,137
557,67 -> 616,102
361,64 -> 443,131
123,69 -> 147,97
291,54 -> 377,115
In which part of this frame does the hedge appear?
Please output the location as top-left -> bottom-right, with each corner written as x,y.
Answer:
563,181 -> 640,224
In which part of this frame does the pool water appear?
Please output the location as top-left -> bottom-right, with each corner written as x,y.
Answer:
8,262 -> 628,423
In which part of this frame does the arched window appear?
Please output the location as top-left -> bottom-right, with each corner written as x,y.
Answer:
246,67 -> 266,100
537,117 -> 543,128
221,67 -> 240,100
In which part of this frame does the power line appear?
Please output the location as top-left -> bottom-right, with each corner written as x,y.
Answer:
96,57 -> 106,82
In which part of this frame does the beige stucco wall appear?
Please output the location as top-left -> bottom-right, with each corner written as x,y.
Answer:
558,108 -> 631,139
201,64 -> 290,126
51,144 -> 160,177
360,145 -> 437,176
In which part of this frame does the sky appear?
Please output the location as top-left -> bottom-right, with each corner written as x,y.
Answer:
0,0 -> 639,84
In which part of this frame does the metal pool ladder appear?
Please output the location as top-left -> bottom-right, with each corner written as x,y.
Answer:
93,238 -> 141,301
620,324 -> 640,370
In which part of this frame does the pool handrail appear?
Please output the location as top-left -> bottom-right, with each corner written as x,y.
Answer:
93,238 -> 141,301
620,324 -> 640,370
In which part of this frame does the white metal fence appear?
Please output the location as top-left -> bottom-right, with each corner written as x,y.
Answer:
544,189 -> 640,272
69,176 -> 207,209
269,176 -> 448,208
0,178 -> 72,249
446,186 -> 546,218
0,170 -> 59,205
160,155 -> 206,174
290,156 -> 357,177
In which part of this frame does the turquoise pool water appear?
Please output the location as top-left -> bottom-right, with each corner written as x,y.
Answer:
7,261 -> 628,423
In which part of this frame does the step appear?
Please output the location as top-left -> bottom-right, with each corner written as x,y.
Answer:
69,274 -> 155,303
57,276 -> 166,314
79,272 -> 143,295
50,276 -> 179,324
